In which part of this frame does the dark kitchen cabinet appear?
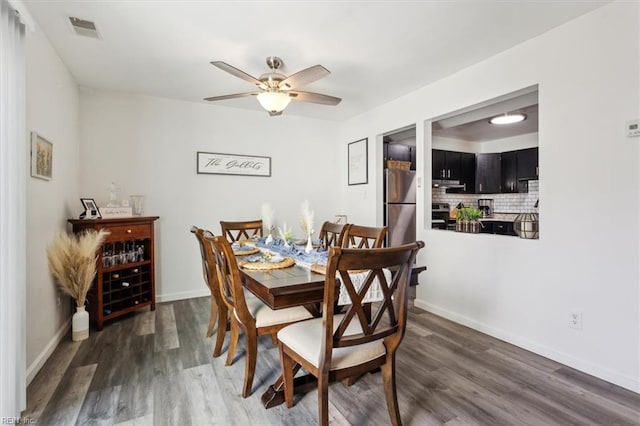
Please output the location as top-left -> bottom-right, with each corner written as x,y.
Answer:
517,147 -> 539,180
460,152 -> 476,194
501,151 -> 518,193
479,220 -> 517,236
432,149 -> 461,180
475,153 -> 501,194
493,221 -> 517,236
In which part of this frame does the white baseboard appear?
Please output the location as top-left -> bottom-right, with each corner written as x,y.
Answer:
26,318 -> 71,385
413,298 -> 640,394
156,288 -> 209,303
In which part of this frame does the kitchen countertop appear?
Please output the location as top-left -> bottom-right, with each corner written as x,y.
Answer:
478,213 -> 520,221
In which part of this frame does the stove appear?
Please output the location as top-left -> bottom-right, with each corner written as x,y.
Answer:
432,203 -> 450,230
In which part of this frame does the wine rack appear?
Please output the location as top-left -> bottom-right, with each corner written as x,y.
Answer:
68,216 -> 159,330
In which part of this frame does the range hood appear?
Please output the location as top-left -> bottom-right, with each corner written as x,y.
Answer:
432,179 -> 466,190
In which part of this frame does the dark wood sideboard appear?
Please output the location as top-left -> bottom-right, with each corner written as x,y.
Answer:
68,216 -> 159,330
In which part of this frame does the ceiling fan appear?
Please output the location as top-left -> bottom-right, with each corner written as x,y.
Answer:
204,56 -> 342,116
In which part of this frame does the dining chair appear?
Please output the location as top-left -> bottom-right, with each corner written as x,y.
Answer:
190,226 -> 228,357
208,234 -> 314,398
220,219 -> 263,242
341,224 -> 387,248
277,241 -> 424,426
318,221 -> 346,249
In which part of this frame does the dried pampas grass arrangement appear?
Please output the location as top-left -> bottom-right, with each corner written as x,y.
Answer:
47,229 -> 109,307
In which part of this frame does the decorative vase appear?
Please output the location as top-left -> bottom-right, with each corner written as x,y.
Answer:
514,212 -> 539,239
265,234 -> 273,245
72,305 -> 89,341
305,233 -> 313,254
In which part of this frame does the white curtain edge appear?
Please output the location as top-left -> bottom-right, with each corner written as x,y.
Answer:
7,0 -> 34,31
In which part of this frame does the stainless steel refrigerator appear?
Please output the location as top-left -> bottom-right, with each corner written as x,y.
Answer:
384,169 -> 416,247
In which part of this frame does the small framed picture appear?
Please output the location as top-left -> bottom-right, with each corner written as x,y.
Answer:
80,198 -> 101,219
30,132 -> 53,181
348,138 -> 368,185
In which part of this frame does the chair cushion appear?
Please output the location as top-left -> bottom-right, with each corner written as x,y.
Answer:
240,290 -> 313,328
277,315 -> 386,370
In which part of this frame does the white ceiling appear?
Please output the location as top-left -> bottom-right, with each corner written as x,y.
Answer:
24,1 -> 610,121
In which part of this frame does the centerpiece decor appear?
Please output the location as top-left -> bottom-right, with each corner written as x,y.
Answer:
456,207 -> 483,233
47,229 -> 109,341
278,221 -> 293,248
261,203 -> 275,244
300,201 -> 315,253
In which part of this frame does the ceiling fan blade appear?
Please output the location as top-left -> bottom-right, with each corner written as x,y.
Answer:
288,91 -> 342,106
203,92 -> 259,102
279,65 -> 329,90
211,61 -> 267,89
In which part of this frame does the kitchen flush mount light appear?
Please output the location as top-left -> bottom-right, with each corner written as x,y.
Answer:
257,91 -> 291,114
489,113 -> 527,125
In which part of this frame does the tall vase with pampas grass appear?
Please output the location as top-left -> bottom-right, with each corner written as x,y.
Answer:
47,229 -> 109,341
300,201 -> 315,254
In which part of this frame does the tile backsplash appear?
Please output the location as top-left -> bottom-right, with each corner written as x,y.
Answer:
433,180 -> 539,213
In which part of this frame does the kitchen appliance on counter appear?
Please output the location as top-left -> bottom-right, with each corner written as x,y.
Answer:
385,169 -> 416,246
431,203 -> 451,230
478,198 -> 494,218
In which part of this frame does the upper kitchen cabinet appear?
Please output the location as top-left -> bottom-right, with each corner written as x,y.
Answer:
432,149 -> 461,180
460,152 -> 476,194
501,147 -> 539,193
476,153 -> 501,194
517,147 -> 539,180
501,151 -> 518,193
384,127 -> 417,171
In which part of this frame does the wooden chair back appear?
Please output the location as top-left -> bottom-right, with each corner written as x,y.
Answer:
341,224 -> 387,248
190,226 -> 228,356
190,226 -> 216,293
318,221 -> 346,249
220,219 -> 263,242
207,234 -> 253,326
322,241 -> 423,364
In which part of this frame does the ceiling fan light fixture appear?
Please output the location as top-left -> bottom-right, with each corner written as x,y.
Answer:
257,91 -> 291,114
489,113 -> 527,125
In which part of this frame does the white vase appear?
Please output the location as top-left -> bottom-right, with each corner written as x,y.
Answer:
305,233 -> 313,254
72,306 -> 89,341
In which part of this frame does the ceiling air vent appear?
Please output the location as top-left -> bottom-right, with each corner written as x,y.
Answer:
68,17 -> 100,39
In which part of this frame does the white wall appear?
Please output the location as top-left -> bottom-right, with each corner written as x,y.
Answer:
79,92 -> 341,301
25,25 -> 80,380
340,1 -> 639,391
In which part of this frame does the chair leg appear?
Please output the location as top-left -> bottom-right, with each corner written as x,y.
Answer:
381,353 -> 402,426
212,305 -> 227,358
226,316 -> 239,366
279,345 -> 295,408
318,373 -> 330,426
242,328 -> 258,398
270,333 -> 278,346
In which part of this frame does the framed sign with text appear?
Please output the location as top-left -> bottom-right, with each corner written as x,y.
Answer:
197,152 -> 271,177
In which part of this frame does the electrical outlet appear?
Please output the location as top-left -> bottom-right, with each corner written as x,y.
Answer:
569,311 -> 583,330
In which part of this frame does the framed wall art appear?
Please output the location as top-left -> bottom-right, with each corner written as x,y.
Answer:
197,152 -> 271,177
30,132 -> 53,181
348,138 -> 368,185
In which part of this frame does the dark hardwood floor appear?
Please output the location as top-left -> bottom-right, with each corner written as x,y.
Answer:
24,297 -> 640,425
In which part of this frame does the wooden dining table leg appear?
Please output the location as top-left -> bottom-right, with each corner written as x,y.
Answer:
261,363 -> 319,409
